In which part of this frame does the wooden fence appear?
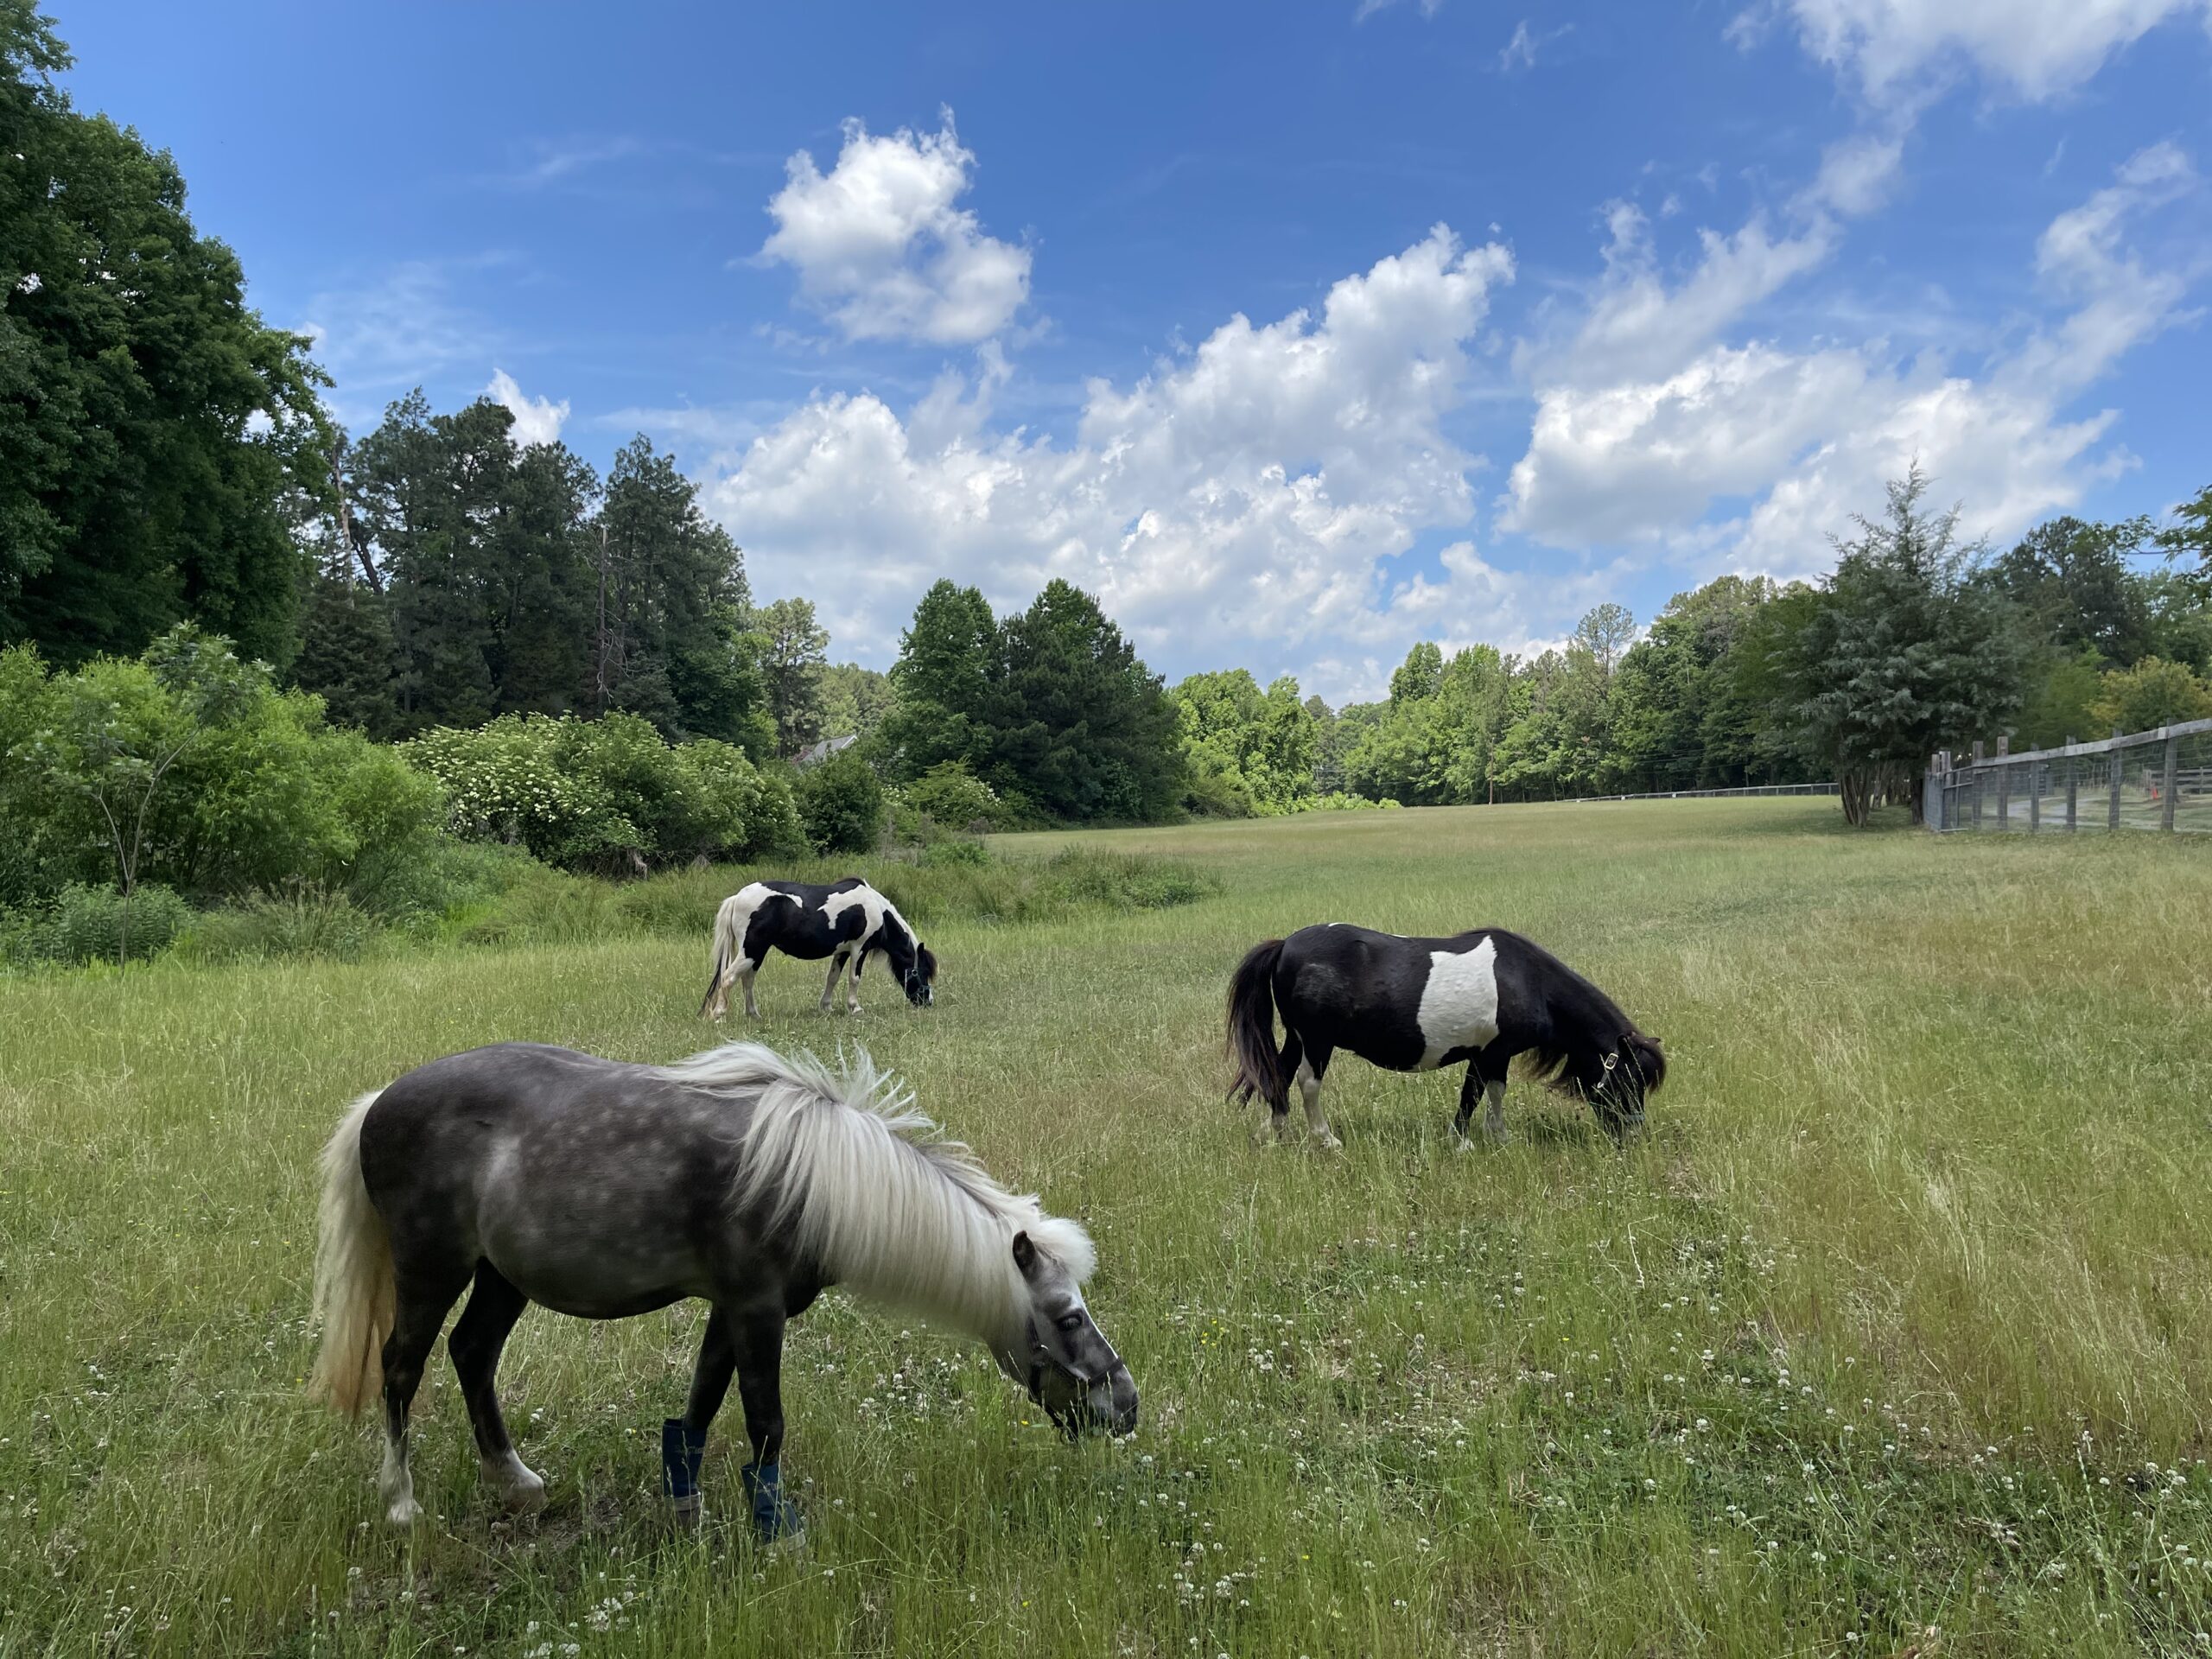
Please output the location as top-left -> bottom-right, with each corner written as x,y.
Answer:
1924,718 -> 2212,835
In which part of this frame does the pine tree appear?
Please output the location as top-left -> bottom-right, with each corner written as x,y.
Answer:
292,575 -> 400,736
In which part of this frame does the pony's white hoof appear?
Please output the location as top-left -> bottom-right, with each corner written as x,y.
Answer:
1313,1131 -> 1343,1152
385,1496 -> 423,1529
1452,1134 -> 1478,1154
494,1465 -> 546,1513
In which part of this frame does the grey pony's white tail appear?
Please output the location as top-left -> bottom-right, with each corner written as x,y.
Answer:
308,1090 -> 394,1417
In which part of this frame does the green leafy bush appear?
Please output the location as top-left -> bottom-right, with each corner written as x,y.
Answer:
0,631 -> 448,911
795,747 -> 885,855
1293,791 -> 1402,812
918,836 -> 991,868
904,760 -> 1004,831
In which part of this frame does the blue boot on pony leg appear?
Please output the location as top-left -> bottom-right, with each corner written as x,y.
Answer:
662,1422 -> 804,1542
741,1459 -> 805,1544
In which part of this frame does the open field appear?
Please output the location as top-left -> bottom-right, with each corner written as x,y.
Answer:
4,798 -> 2211,1656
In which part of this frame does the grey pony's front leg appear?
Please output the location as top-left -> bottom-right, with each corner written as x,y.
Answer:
664,1307 -> 735,1528
730,1306 -> 804,1543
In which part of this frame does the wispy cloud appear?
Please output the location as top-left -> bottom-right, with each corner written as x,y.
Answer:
1499,18 -> 1573,71
297,257 -> 519,425
1354,0 -> 1442,23
506,135 -> 647,187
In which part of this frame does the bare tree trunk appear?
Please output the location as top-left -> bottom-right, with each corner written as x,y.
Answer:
1839,766 -> 1873,826
594,523 -> 610,715
330,436 -> 384,594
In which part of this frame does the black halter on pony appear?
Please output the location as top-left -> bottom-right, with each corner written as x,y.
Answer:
1025,1316 -> 1127,1440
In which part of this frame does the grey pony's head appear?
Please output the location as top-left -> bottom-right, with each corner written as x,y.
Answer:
1004,1230 -> 1136,1439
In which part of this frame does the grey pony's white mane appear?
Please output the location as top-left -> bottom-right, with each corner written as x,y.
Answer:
654,1041 -> 1094,1347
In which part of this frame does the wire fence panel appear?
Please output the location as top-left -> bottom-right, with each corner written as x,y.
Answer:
1565,782 -> 1840,804
1925,720 -> 2212,836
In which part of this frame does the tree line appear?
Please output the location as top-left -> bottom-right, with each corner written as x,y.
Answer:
1171,472 -> 2212,826
6,3 -> 2212,841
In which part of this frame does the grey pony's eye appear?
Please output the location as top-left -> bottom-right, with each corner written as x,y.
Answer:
1055,1313 -> 1085,1334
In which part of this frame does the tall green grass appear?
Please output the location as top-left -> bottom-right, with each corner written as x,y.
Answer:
2,800 -> 2208,1655
446,845 -> 1219,949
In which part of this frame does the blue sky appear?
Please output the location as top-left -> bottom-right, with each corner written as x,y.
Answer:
53,1 -> 2212,701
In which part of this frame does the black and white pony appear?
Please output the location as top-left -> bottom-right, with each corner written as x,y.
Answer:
700,878 -> 937,1020
309,1040 -> 1134,1542
1227,924 -> 1665,1148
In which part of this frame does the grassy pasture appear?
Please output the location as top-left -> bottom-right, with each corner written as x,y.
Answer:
3,798 -> 2210,1656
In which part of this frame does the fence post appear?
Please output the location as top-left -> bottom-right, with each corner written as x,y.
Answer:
1995,735 -> 2011,829
2108,726 -> 2123,830
1971,741 -> 1985,828
2162,731 -> 2180,832
2029,755 -> 2040,831
2064,736 -> 2077,831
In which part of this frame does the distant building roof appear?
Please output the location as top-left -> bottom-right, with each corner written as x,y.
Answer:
792,734 -> 859,768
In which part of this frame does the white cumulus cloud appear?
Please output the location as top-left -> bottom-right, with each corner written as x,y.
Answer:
1739,0 -> 2212,103
1504,145 -> 2198,572
706,227 -> 1522,696
486,369 -> 570,448
759,111 -> 1032,345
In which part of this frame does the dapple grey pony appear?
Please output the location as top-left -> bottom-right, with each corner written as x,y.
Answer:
309,1040 -> 1135,1541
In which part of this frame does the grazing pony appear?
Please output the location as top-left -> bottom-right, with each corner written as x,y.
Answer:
1227,924 -> 1665,1147
701,878 -> 936,1020
309,1040 -> 1134,1541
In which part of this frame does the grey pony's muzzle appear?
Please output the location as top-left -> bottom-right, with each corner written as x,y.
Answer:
1027,1329 -> 1139,1440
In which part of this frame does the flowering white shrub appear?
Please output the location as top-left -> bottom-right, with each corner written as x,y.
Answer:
404,713 -> 802,871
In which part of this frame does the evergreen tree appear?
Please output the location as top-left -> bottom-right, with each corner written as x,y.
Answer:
346,391 -> 596,731
1777,467 -> 2024,824
881,580 -> 997,777
292,574 -> 399,736
595,436 -> 761,745
987,580 -> 1183,822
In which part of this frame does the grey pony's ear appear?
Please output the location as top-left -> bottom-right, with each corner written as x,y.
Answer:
1012,1230 -> 1039,1280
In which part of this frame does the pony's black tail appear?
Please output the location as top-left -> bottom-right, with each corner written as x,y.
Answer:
1226,938 -> 1288,1110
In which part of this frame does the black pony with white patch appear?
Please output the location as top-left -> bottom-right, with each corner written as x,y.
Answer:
1227,923 -> 1665,1147
701,878 -> 937,1020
